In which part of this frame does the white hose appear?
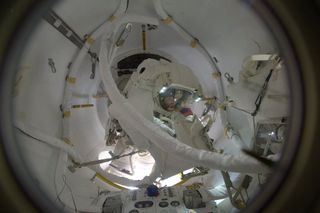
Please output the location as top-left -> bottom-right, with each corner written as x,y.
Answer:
61,0 -> 131,145
59,13 -> 159,186
14,120 -> 80,162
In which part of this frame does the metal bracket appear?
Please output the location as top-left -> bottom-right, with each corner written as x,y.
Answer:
48,58 -> 56,73
90,52 -> 98,79
221,171 -> 247,209
224,72 -> 234,84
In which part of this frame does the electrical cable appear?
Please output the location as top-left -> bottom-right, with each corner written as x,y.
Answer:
252,40 -> 262,53
230,105 -> 252,115
63,174 -> 78,213
16,127 -> 48,144
90,187 -> 102,206
53,152 -> 81,213
55,176 -> 66,203
17,127 -> 79,212
53,152 -> 66,210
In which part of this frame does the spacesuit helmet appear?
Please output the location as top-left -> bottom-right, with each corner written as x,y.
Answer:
158,84 -> 201,112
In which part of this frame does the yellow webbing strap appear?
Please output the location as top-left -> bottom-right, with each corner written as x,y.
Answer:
81,104 -> 94,108
63,111 -> 71,118
63,138 -> 73,146
92,93 -> 108,99
224,126 -> 229,136
190,38 -> 199,48
108,15 -> 116,22
185,183 -> 203,190
162,16 -> 173,24
174,178 -> 189,186
202,96 -> 215,101
96,173 -> 125,190
212,71 -> 221,79
218,102 -> 227,110
66,76 -> 76,84
71,104 -> 94,109
86,36 -> 95,45
142,26 -> 146,51
234,200 -> 246,209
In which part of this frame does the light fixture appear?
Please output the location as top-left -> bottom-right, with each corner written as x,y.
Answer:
195,97 -> 202,102
98,151 -> 112,170
159,86 -> 168,94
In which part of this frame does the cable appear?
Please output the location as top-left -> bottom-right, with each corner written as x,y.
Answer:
230,105 -> 252,115
252,39 -> 262,53
53,152 -> 79,212
16,127 -> 48,144
53,152 -> 67,210
55,177 -> 66,203
63,175 -> 78,213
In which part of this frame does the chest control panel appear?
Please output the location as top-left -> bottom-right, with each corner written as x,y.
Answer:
102,186 -> 219,213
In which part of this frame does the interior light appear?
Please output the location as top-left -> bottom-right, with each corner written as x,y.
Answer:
159,86 -> 168,94
215,198 -> 226,205
268,131 -> 275,136
121,185 -> 139,190
159,173 -> 182,187
98,151 -> 112,170
183,168 -> 194,175
195,97 -> 202,102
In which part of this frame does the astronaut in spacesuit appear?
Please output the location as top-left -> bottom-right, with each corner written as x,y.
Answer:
107,58 -> 215,184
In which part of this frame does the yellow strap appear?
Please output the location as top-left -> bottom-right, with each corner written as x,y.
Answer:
92,93 -> 108,99
63,138 -> 73,146
162,16 -> 173,24
218,103 -> 226,110
63,111 -> 71,118
81,104 -> 94,108
142,28 -> 146,51
86,36 -> 95,45
95,173 -> 125,190
108,15 -> 116,22
174,178 -> 189,186
185,182 -> 203,190
224,127 -> 229,136
72,104 -> 94,108
66,76 -> 76,84
234,199 -> 246,209
212,71 -> 221,79
202,96 -> 215,101
190,38 -> 198,48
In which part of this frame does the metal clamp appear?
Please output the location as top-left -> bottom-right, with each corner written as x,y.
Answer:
224,72 -> 234,84
90,52 -> 98,79
48,58 -> 56,73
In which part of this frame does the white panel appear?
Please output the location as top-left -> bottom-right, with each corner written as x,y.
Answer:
15,130 -> 61,200
53,0 -> 119,36
162,0 -> 277,85
14,20 -> 78,137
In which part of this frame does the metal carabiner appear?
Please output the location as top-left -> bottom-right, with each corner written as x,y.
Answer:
48,58 -> 56,73
90,53 -> 98,79
224,72 -> 234,84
